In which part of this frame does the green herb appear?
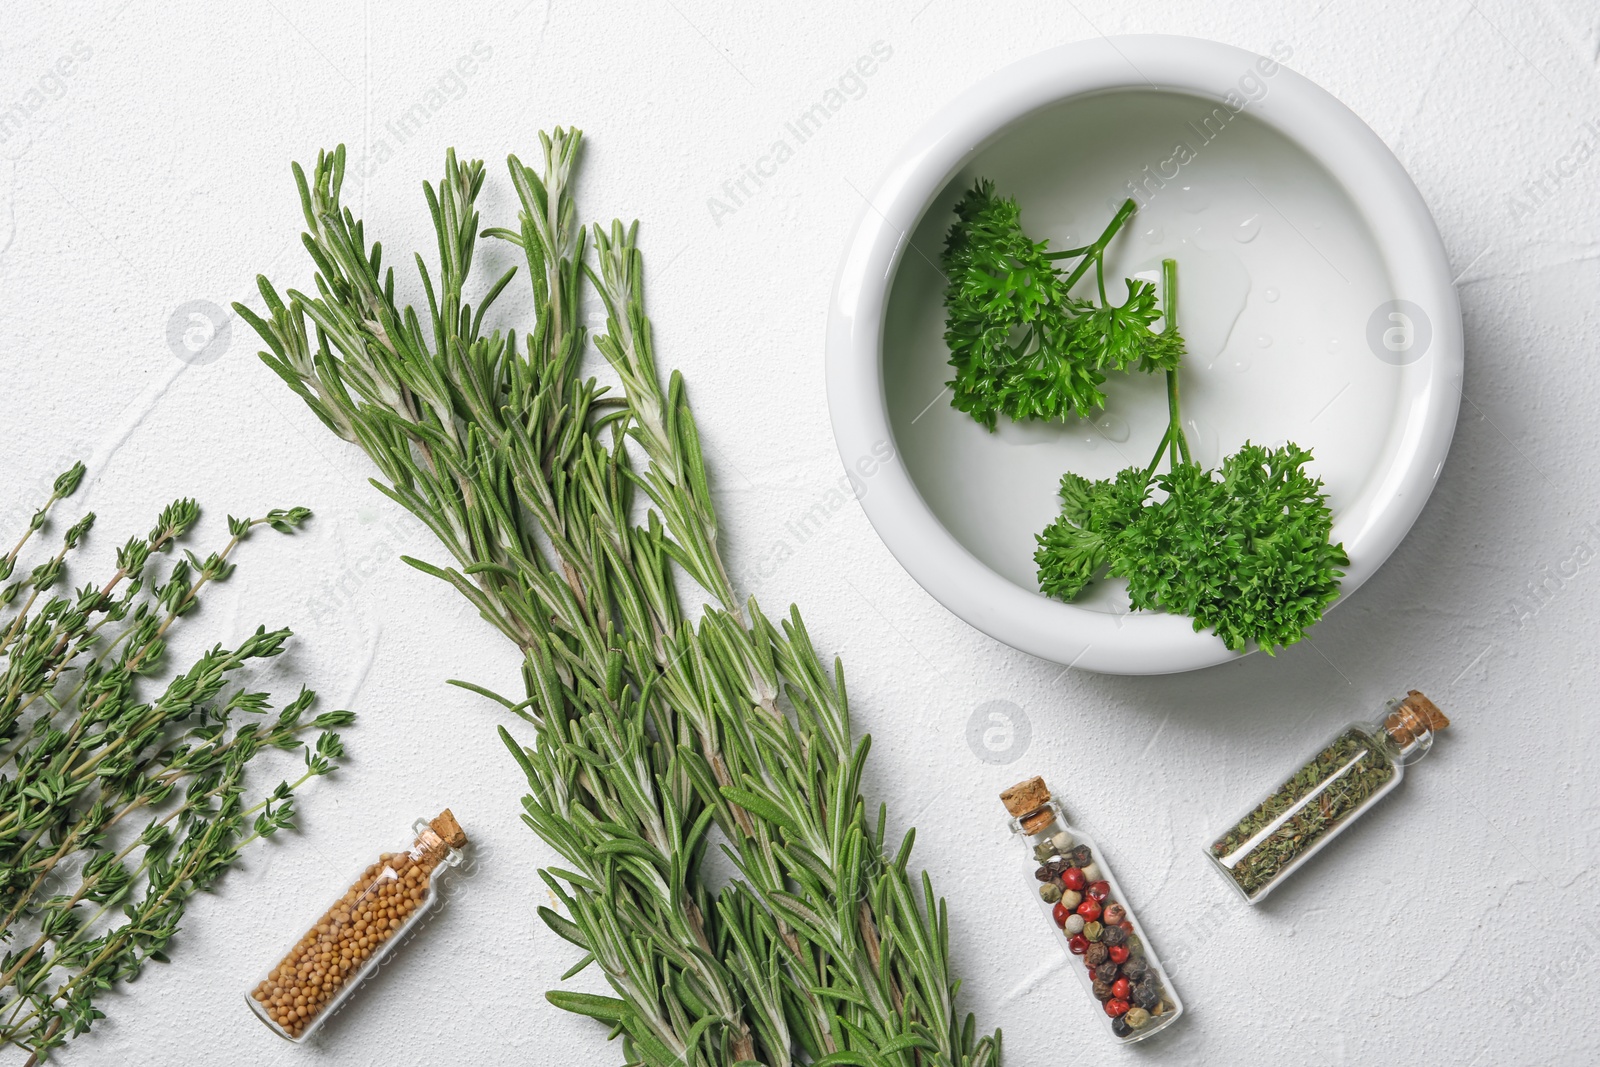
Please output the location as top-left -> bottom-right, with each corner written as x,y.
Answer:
1030,260 -> 1347,652
942,184 -> 1347,651
0,465 -> 352,1063
1038,441 -> 1348,652
239,131 -> 999,1067
1209,726 -> 1395,897
941,181 -> 1182,429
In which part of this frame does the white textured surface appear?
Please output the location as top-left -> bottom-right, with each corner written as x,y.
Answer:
1,2 -> 1596,1065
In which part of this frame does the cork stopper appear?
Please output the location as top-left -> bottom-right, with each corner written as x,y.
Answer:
429,809 -> 468,850
1000,776 -> 1055,834
1385,691 -> 1450,746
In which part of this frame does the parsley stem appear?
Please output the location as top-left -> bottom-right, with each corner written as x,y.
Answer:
1144,427 -> 1172,482
1055,198 -> 1138,292
1161,258 -> 1191,466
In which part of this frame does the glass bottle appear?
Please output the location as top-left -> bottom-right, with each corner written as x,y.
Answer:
1205,690 -> 1450,903
1001,776 -> 1183,1042
247,809 -> 468,1041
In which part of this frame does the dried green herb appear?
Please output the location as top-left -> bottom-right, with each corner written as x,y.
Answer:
0,465 -> 352,1063
1209,727 -> 1394,897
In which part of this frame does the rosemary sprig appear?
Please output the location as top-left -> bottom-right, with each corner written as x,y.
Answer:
240,131 -> 999,1067
0,470 -> 353,1063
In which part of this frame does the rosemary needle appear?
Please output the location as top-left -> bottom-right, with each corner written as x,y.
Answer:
241,130 -> 1001,1067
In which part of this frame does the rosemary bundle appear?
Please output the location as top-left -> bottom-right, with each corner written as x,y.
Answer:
0,464 -> 352,1062
240,130 -> 999,1066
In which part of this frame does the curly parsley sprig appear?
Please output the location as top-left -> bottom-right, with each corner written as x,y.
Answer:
1033,260 -> 1348,653
941,180 -> 1183,428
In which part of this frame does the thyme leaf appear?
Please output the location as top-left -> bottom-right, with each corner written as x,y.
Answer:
0,475 -> 351,1061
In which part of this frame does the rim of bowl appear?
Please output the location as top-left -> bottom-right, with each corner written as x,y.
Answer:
824,34 -> 1462,676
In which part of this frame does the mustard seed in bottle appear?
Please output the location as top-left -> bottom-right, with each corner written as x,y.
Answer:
246,809 -> 468,1042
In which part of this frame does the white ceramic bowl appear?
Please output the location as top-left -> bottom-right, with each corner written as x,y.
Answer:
826,35 -> 1462,675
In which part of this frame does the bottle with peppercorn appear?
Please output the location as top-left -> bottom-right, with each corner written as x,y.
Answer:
246,809 -> 468,1042
1205,690 -> 1450,904
1000,777 -> 1183,1042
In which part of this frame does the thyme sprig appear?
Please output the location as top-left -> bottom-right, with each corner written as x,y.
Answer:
240,131 -> 999,1067
0,471 -> 352,1063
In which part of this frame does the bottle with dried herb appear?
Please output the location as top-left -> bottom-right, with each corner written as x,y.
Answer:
1206,691 -> 1450,903
1001,777 -> 1183,1042
247,809 -> 468,1041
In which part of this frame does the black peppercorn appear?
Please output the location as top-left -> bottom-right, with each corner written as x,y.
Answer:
1094,962 -> 1120,983
1111,1015 -> 1133,1038
1069,844 -> 1093,868
1092,978 -> 1114,1000
1033,866 -> 1053,883
1101,925 -> 1127,947
1085,942 -> 1109,966
1045,856 -> 1067,875
1131,980 -> 1160,1011
1122,958 -> 1149,983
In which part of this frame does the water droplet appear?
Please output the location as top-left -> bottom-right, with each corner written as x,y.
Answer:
1183,417 -> 1220,466
1095,412 -> 1131,443
1234,214 -> 1262,243
1256,334 -> 1272,348
1229,354 -> 1253,373
1141,226 -> 1163,244
1180,184 -> 1211,213
1080,430 -> 1101,451
1327,337 -> 1341,353
1263,287 -> 1280,303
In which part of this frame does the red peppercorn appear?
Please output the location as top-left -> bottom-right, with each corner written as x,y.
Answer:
1061,868 -> 1086,891
1076,899 -> 1102,922
1087,880 -> 1110,902
1051,902 -> 1069,927
1104,998 -> 1130,1017
1067,935 -> 1089,955
1108,944 -> 1130,964
1111,978 -> 1131,999
1119,920 -> 1134,934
